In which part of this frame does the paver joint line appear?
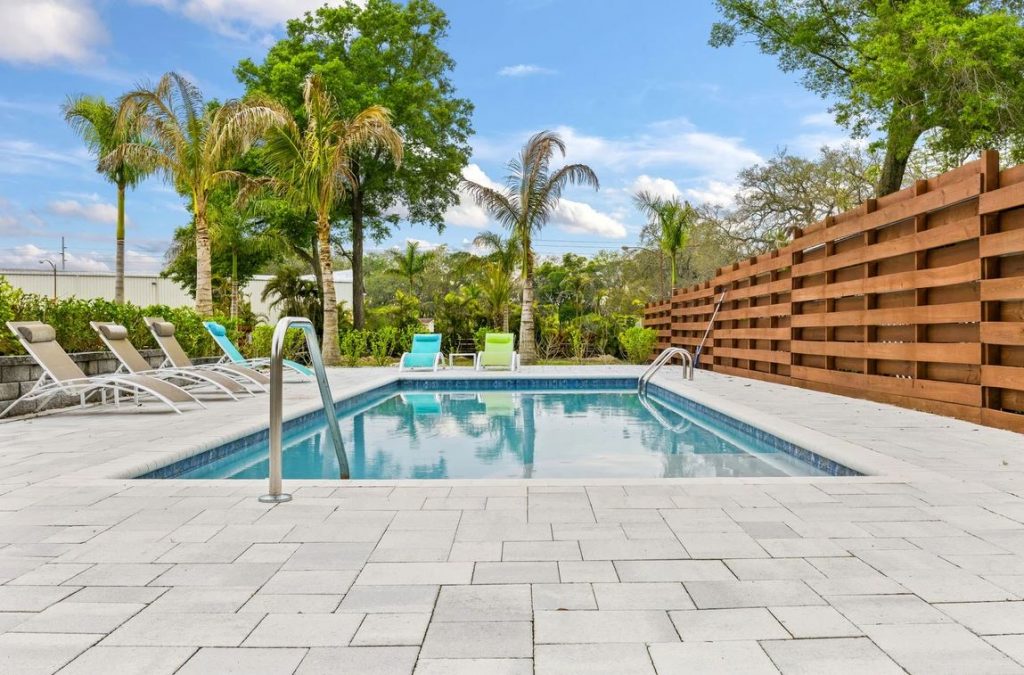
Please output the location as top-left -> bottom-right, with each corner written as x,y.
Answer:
0,366 -> 1022,673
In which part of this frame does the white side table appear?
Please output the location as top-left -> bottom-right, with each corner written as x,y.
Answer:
448,352 -> 478,368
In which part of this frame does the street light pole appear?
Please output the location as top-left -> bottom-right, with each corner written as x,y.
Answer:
39,259 -> 57,300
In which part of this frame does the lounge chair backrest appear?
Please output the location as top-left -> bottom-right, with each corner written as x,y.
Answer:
411,334 -> 441,354
484,333 -> 515,352
144,317 -> 194,368
91,322 -> 152,373
204,321 -> 247,363
7,321 -> 88,383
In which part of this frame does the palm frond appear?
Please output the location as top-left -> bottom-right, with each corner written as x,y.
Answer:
461,181 -> 519,230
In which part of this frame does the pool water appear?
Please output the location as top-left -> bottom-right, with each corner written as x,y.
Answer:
180,387 -> 835,479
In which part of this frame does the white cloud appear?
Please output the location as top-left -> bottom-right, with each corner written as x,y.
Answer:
405,238 -> 440,251
445,163 -> 500,229
123,249 -> 164,273
48,199 -> 124,225
0,138 -> 92,175
553,199 -> 627,239
0,0 -> 107,66
498,64 -> 555,77
631,175 -> 681,201
0,243 -> 109,272
473,119 -> 762,183
143,0 -> 352,38
554,122 -> 763,179
684,179 -> 739,207
800,111 -> 834,127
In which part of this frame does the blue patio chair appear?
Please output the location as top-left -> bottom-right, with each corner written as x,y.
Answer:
399,333 -> 443,372
203,321 -> 313,378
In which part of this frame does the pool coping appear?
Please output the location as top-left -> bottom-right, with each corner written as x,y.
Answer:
105,370 -> 937,484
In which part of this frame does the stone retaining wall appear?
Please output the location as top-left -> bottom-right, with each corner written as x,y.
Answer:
0,350 -> 218,417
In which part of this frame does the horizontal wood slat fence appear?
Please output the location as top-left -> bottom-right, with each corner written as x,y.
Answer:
643,150 -> 1024,433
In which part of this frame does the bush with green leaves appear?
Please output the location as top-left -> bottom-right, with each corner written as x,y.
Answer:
567,323 -> 588,362
370,326 -> 398,366
618,325 -> 657,364
340,329 -> 366,367
245,325 -> 308,363
0,277 -> 235,357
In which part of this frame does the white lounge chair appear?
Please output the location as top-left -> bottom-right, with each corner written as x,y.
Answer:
144,317 -> 270,391
91,321 -> 252,401
1,321 -> 202,418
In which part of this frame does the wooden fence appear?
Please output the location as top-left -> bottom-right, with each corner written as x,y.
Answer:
643,150 -> 1024,433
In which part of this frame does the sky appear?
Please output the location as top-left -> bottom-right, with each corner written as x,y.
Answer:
0,0 -> 851,274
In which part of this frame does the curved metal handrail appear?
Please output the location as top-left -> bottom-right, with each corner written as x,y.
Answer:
260,317 -> 348,503
638,347 -> 693,394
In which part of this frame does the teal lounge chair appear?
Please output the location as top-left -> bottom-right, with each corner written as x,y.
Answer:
476,333 -> 519,371
400,393 -> 442,414
399,333 -> 443,372
203,321 -> 313,377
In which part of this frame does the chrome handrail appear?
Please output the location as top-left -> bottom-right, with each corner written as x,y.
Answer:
638,347 -> 693,394
260,317 -> 348,504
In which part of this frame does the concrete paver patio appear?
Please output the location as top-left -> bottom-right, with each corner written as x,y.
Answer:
1,365 -> 1023,673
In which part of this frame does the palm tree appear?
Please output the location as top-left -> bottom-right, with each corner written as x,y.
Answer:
62,95 -> 152,304
633,191 -> 697,290
473,231 -> 519,332
387,241 -> 433,294
462,131 -> 599,364
109,72 -> 285,315
478,263 -> 516,332
261,262 -> 322,328
261,74 -> 402,365
473,230 -> 519,278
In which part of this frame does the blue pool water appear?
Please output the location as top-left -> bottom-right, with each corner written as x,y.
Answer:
167,381 -> 852,480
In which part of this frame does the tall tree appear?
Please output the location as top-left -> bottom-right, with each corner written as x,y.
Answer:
633,192 -> 697,289
236,0 -> 473,328
62,95 -> 152,303
261,74 -> 402,365
387,241 -> 433,294
473,231 -> 519,332
462,131 -> 599,364
111,72 -> 284,314
710,0 -> 1024,195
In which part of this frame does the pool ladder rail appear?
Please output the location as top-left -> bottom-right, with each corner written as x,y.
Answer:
638,347 -> 694,394
260,316 -> 349,504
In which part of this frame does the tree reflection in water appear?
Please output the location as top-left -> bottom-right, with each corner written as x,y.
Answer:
193,390 -> 825,479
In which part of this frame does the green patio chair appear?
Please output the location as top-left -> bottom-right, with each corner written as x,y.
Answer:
476,333 -> 519,371
399,333 -> 443,372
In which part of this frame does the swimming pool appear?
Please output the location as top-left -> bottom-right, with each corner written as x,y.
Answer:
149,379 -> 857,480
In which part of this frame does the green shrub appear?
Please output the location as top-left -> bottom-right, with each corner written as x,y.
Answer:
340,329 -> 366,367
618,325 -> 657,364
370,326 -> 398,366
0,277 -> 239,357
246,324 -> 308,362
567,322 -> 588,362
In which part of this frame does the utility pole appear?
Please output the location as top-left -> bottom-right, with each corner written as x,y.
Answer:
60,237 -> 67,270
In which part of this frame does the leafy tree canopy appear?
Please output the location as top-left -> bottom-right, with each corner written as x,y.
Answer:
235,0 -> 474,238
710,0 -> 1024,194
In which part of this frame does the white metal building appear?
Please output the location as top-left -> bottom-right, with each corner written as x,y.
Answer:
0,269 -> 354,322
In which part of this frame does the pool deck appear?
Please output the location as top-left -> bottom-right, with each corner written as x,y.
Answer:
2,364 -> 1024,673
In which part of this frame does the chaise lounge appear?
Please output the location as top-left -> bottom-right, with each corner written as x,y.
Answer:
1,321 -> 202,418
91,321 -> 251,401
144,317 -> 270,391
476,333 -> 520,371
204,321 -> 313,378
399,333 -> 444,372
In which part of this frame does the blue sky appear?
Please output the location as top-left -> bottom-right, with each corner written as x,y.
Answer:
0,0 -> 849,273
